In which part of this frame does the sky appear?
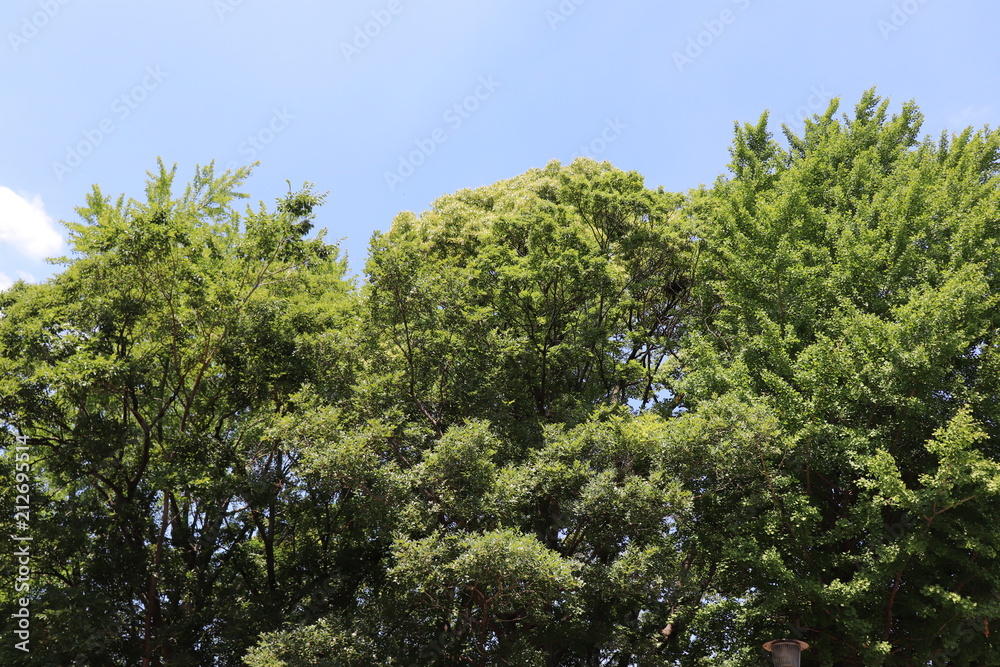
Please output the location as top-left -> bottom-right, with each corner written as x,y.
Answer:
1,0 -> 998,285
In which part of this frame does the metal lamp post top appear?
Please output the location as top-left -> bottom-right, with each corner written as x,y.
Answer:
763,639 -> 809,667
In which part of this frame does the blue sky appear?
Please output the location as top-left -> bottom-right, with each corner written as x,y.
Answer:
1,0 -> 997,284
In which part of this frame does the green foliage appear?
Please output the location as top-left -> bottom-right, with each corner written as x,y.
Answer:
677,88 -> 1000,665
246,413 -> 695,666
246,159 -> 701,665
4,90 -> 1000,665
0,160 -> 350,665
362,158 -> 697,439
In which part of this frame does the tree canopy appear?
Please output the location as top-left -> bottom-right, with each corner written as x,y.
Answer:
2,91 -> 999,665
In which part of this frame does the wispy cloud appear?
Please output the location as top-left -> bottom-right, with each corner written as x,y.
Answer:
0,187 -> 64,259
0,270 -> 35,291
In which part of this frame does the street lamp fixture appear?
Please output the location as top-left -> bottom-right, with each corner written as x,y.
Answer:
763,639 -> 809,667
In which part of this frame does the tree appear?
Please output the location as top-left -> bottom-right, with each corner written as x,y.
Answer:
674,89 -> 1000,665
245,158 -> 704,664
0,161 -> 352,665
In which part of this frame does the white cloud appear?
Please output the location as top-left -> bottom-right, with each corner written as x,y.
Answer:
0,187 -> 64,259
0,270 -> 35,292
